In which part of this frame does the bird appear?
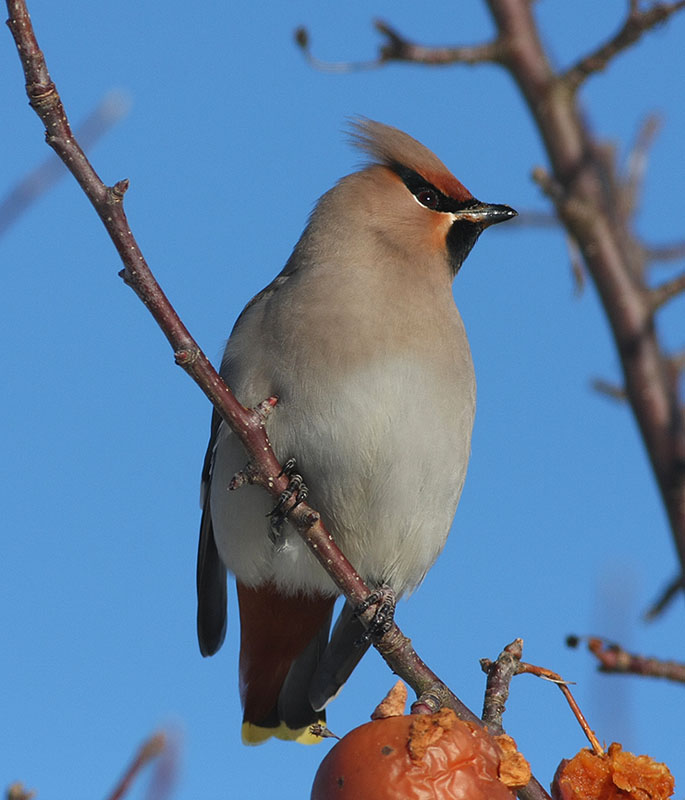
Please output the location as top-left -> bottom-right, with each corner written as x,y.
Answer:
196,118 -> 516,746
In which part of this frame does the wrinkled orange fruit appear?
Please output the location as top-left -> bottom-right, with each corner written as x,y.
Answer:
552,742 -> 674,800
311,708 -> 519,799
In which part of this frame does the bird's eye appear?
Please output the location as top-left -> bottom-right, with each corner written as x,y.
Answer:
416,188 -> 440,210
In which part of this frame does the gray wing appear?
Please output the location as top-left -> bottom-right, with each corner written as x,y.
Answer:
197,260 -> 300,656
196,409 -> 228,656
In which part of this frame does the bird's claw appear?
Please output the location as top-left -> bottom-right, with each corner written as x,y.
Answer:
354,586 -> 396,645
267,458 -> 308,545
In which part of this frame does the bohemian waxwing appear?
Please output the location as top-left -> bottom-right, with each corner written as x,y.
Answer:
196,118 -> 516,745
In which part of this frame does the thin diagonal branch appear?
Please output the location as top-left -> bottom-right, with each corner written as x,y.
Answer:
562,1 -> 685,93
644,573 -> 685,619
515,661 -> 604,757
105,733 -> 167,800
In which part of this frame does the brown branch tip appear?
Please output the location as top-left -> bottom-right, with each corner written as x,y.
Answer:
567,635 -> 685,684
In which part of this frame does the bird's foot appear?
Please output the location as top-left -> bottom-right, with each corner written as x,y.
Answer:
354,585 -> 396,645
267,458 -> 309,546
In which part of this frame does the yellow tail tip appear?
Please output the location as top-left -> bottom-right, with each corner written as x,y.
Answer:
241,720 -> 325,746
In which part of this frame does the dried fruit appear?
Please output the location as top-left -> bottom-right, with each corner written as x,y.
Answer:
311,708 -> 519,799
552,742 -> 674,800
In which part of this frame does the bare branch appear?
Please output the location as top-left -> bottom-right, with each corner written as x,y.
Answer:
566,234 -> 587,295
592,378 -> 628,402
644,573 -> 685,619
568,635 -> 685,684
105,733 -> 167,800
650,271 -> 685,312
293,25 -> 387,73
373,19 -> 503,65
0,91 -> 129,238
6,785 -> 34,800
480,638 -> 524,735
670,350 -> 685,374
294,19 -> 502,73
515,660 -> 604,757
562,2 -> 685,93
621,114 -> 661,221
644,240 -> 685,264
483,0 -> 685,590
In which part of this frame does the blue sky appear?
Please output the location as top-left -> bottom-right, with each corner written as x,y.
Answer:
2,2 -> 684,797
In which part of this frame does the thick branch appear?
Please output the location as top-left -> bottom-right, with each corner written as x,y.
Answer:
562,2 -> 685,93
484,0 -> 685,587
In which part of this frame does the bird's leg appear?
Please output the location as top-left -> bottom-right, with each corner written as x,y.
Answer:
354,585 -> 397,645
267,458 -> 309,546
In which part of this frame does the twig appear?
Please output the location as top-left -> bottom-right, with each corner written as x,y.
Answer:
566,234 -> 586,296
4,0 -> 485,739
482,643 -> 605,761
644,572 -> 685,619
644,240 -> 685,264
294,19 -> 502,73
670,350 -> 685,374
567,635 -> 685,684
374,19 -> 503,65
516,661 -> 604,757
621,114 -> 661,221
650,271 -> 685,312
144,731 -> 179,800
293,25 -> 388,73
562,2 -> 685,93
480,638 -> 524,735
0,90 -> 129,237
6,785 -> 34,800
105,733 -> 166,800
591,378 -> 628,402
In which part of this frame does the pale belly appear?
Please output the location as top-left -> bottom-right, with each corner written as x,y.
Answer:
209,354 -> 475,597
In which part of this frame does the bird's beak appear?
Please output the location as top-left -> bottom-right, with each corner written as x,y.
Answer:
453,202 -> 517,227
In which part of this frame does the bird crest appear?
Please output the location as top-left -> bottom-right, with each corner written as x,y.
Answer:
347,117 -> 472,203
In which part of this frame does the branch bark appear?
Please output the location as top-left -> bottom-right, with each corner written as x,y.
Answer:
562,1 -> 685,93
